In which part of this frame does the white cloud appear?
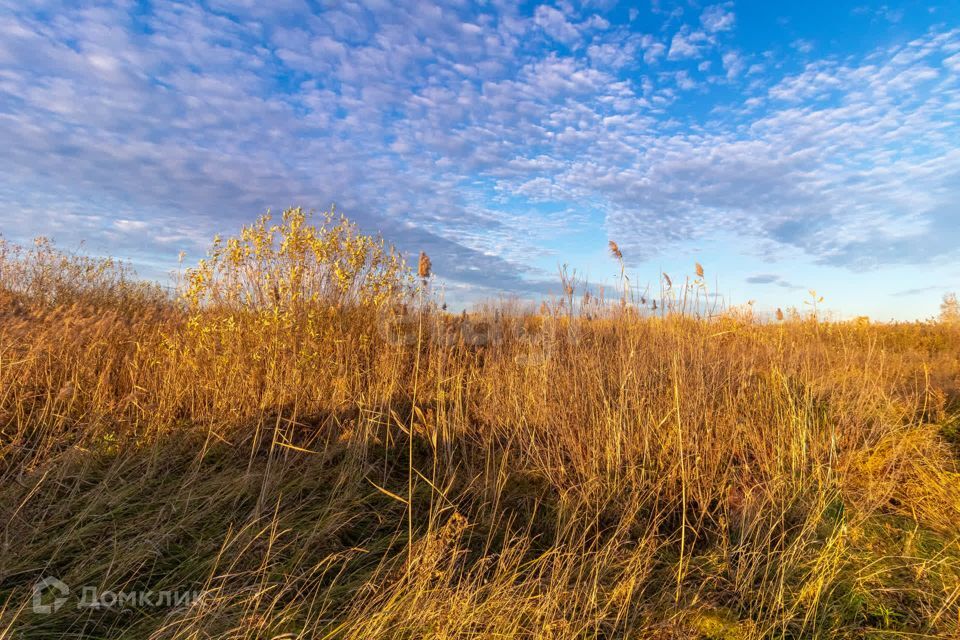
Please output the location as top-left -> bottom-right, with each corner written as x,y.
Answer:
944,52 -> 960,72
722,51 -> 744,79
639,34 -> 667,64
668,29 -> 708,60
533,5 -> 580,45
674,70 -> 696,90
0,1 -> 957,300
700,4 -> 735,33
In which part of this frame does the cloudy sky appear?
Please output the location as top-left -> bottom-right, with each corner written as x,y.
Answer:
1,1 -> 958,318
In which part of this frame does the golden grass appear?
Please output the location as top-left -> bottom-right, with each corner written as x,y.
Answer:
1,208 -> 959,639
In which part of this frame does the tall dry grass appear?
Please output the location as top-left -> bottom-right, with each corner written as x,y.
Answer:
1,209 -> 959,639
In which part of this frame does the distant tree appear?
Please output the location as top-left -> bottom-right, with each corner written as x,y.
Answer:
941,292 -> 960,324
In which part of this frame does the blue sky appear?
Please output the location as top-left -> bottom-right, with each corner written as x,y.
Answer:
0,1 -> 958,319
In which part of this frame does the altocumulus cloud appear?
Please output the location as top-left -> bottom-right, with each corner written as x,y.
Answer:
0,1 -> 958,300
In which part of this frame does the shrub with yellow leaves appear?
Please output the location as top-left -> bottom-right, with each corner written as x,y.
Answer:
182,207 -> 412,313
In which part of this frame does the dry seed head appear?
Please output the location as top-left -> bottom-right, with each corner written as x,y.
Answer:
608,240 -> 622,261
662,272 -> 672,287
56,382 -> 75,402
695,262 -> 704,278
418,251 -> 432,279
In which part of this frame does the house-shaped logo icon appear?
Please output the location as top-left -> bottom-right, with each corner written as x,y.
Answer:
32,576 -> 69,614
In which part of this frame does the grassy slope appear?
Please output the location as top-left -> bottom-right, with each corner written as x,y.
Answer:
1,225 -> 959,639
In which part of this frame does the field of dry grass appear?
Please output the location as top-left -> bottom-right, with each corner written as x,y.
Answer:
2,209 -> 959,639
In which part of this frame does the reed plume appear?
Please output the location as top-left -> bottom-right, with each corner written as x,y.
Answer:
418,251 -> 432,281
608,240 -> 622,261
